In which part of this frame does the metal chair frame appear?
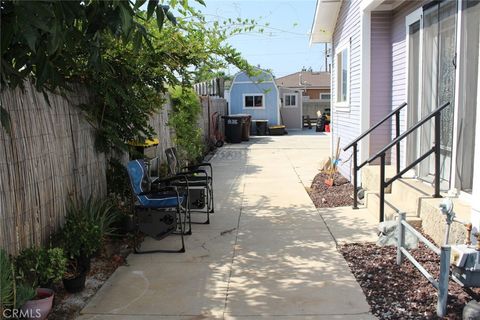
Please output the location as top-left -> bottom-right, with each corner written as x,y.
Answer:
165,148 -> 214,227
127,159 -> 190,254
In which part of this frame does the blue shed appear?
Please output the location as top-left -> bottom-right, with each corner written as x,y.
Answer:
229,68 -> 280,125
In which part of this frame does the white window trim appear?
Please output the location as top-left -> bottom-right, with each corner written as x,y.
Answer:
242,93 -> 265,109
334,41 -> 350,112
283,93 -> 297,108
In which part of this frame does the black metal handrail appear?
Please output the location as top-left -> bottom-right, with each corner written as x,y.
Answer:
343,102 -> 407,209
369,101 -> 450,222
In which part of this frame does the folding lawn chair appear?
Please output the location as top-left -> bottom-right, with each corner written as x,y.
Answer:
127,159 -> 190,253
164,147 -> 214,226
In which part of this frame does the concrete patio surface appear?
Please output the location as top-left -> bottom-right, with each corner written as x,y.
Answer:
79,131 -> 378,320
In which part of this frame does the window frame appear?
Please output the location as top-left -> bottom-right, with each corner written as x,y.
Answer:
335,41 -> 350,111
320,93 -> 331,101
242,93 -> 265,109
283,93 -> 298,108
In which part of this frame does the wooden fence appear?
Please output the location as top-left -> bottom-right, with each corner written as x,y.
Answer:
0,83 -> 227,254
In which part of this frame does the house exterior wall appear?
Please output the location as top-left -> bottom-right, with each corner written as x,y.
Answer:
390,1 -> 426,166
279,87 -> 303,129
332,0 -> 362,180
229,71 -> 280,125
370,11 -> 393,163
304,88 -> 330,100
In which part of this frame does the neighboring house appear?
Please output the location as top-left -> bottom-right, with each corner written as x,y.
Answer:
310,0 -> 480,243
278,87 -> 303,129
276,71 -> 331,122
229,69 -> 280,126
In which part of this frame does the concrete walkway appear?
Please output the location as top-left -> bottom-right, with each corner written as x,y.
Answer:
79,132 -> 377,320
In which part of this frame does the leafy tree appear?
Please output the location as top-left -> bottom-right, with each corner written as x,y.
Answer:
1,0 -> 259,153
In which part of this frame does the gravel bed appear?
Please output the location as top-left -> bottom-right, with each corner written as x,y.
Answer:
308,172 -> 354,208
340,242 -> 480,319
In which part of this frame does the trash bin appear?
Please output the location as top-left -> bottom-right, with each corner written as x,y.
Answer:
237,114 -> 252,141
254,120 -> 268,136
127,138 -> 159,160
223,116 -> 243,143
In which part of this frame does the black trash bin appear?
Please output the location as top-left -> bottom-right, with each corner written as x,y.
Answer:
255,120 -> 268,136
223,116 -> 243,143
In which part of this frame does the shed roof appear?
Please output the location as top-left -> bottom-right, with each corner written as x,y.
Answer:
275,71 -> 330,89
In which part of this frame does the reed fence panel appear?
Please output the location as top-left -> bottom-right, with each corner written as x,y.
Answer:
0,83 -> 106,254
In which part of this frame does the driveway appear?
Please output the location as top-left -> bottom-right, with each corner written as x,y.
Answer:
79,131 -> 376,319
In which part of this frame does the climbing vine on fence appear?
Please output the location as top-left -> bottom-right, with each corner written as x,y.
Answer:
1,0 -> 260,152
168,86 -> 203,162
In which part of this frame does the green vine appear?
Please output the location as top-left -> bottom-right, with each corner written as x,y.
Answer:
168,86 -> 203,162
1,0 -> 262,153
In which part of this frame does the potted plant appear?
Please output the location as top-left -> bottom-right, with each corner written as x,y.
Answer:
62,259 -> 87,293
57,197 -> 115,292
15,247 -> 67,289
20,288 -> 54,320
59,198 -> 104,270
1,249 -> 39,320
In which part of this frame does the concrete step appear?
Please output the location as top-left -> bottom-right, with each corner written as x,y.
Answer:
389,178 -> 436,213
419,197 -> 472,246
361,165 -> 396,193
366,191 -> 422,228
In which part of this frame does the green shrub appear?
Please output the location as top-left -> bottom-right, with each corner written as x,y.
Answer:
0,249 -> 35,311
168,86 -> 204,163
58,196 -> 119,259
1,249 -> 14,310
15,247 -> 67,288
59,199 -> 103,259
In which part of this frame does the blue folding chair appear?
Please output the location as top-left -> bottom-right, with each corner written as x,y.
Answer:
127,159 -> 189,253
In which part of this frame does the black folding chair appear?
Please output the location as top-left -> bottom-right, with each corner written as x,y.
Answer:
165,147 -> 214,227
127,159 -> 190,253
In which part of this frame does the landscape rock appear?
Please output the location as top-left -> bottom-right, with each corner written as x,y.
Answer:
463,300 -> 480,320
377,220 -> 419,249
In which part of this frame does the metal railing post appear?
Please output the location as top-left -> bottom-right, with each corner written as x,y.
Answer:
396,212 -> 406,265
395,111 -> 401,175
434,113 -> 441,198
437,246 -> 451,317
353,143 -> 358,209
380,153 -> 386,222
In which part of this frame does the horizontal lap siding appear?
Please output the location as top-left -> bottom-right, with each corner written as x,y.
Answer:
230,72 -> 279,125
332,0 -> 362,181
370,12 -> 393,164
391,1 -> 425,167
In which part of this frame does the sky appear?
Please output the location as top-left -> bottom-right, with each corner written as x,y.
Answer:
192,0 -> 329,78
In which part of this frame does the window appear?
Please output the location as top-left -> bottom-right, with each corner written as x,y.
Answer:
336,45 -> 349,105
320,93 -> 331,101
284,94 -> 297,107
243,94 -> 264,108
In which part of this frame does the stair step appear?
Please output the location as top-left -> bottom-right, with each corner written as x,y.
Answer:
390,178 -> 436,213
419,197 -> 472,246
361,165 -> 396,193
365,192 -> 422,228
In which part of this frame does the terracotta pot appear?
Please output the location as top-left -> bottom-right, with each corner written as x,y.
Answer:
324,178 -> 334,187
20,288 -> 54,320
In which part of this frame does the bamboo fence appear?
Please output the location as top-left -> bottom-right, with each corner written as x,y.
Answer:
0,84 -> 228,254
0,82 -> 106,254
